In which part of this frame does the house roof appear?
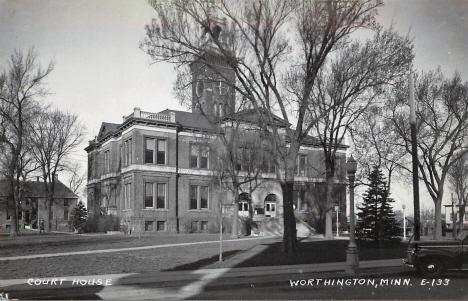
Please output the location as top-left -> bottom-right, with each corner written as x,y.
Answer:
97,122 -> 120,141
222,108 -> 289,127
0,180 -> 79,199
158,109 -> 216,131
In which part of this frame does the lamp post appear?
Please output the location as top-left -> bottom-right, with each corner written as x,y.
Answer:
402,204 -> 406,241
334,205 -> 340,237
344,156 -> 359,274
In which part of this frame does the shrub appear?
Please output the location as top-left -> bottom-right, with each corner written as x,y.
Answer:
83,215 -> 120,233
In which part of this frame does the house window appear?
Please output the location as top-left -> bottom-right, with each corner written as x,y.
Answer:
145,183 -> 154,208
295,155 -> 307,176
18,210 -> 23,220
335,158 -> 341,171
64,199 -> 69,207
6,210 -> 10,220
64,210 -> 69,220
191,221 -> 199,232
236,147 -> 251,171
104,150 -> 110,173
144,182 -> 167,209
124,182 -> 131,209
262,151 -> 276,173
25,199 -> 30,206
124,138 -> 132,166
145,138 -> 166,165
157,221 -> 166,231
189,185 -> 209,210
293,190 -> 307,211
201,221 -> 209,231
157,183 -> 166,209
239,202 -> 249,212
145,221 -> 154,231
190,144 -> 209,169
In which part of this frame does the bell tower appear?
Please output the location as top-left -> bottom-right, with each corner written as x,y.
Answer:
190,22 -> 236,117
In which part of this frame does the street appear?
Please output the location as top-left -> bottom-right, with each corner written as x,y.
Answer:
3,269 -> 468,300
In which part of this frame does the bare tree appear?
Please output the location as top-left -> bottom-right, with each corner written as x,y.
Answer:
389,68 -> 468,239
141,0 -> 383,252
350,104 -> 409,192
65,162 -> 87,196
448,153 -> 468,232
0,48 -> 53,237
309,26 -> 413,239
29,109 -> 86,232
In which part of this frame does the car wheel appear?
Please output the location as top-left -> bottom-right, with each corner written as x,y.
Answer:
419,258 -> 446,278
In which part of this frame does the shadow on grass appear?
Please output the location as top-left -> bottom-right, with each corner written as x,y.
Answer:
163,250 -> 243,271
234,240 -> 407,268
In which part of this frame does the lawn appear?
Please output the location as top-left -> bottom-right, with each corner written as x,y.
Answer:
0,233 -> 275,279
0,233 -> 408,280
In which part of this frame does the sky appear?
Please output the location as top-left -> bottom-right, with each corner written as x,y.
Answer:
1,0 -> 467,213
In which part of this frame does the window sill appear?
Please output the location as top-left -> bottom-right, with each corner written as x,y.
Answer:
123,209 -> 133,212
143,209 -> 169,211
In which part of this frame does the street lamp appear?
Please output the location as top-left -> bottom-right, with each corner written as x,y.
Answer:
344,156 -> 359,274
402,204 -> 406,241
334,205 -> 340,238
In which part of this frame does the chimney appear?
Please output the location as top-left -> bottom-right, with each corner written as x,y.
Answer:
37,176 -> 39,182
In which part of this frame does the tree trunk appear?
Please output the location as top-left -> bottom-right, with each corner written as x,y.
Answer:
324,176 -> 335,240
433,196 -> 443,240
281,170 -> 298,253
8,177 -> 19,237
231,182 -> 240,239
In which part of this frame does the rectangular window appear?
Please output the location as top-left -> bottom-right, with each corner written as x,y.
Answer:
190,186 -> 198,210
26,199 -> 30,206
18,210 -> 23,220
64,199 -> 69,207
145,138 -> 155,164
190,144 -> 210,169
296,155 -> 307,176
190,144 -> 199,168
145,221 -> 153,231
156,183 -> 166,209
239,202 -> 249,211
157,139 -> 166,164
6,210 -> 10,220
293,191 -> 299,210
200,186 -> 208,209
201,221 -> 209,231
335,158 -> 341,171
157,221 -> 166,231
64,210 -> 69,220
300,191 -> 308,211
145,138 -> 166,165
104,150 -> 110,173
190,185 -> 209,210
124,182 -> 131,209
191,221 -> 199,232
145,183 -> 154,208
124,139 -> 132,166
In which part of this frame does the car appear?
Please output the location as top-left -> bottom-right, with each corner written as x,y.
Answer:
403,229 -> 468,278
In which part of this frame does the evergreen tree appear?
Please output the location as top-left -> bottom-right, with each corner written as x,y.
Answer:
356,167 -> 401,244
71,200 -> 87,230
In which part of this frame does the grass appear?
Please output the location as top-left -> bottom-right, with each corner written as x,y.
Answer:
0,232 -> 408,280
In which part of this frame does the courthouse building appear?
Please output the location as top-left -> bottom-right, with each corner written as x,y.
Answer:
85,50 -> 348,234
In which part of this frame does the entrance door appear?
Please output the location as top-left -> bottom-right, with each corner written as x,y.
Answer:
264,194 -> 277,218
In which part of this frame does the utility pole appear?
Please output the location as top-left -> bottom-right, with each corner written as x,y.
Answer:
409,70 -> 421,241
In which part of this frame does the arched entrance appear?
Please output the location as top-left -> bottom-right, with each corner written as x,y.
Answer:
238,193 -> 250,216
264,194 -> 277,218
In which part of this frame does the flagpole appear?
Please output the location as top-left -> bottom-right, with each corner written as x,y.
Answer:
409,69 -> 421,241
